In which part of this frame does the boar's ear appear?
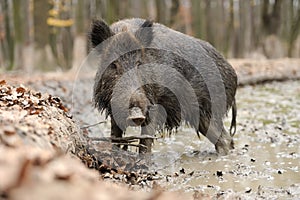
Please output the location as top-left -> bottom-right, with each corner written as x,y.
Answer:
135,20 -> 154,47
89,19 -> 113,47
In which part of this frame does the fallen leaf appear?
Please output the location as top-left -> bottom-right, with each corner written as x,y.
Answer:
0,80 -> 6,85
3,126 -> 16,136
16,87 -> 26,95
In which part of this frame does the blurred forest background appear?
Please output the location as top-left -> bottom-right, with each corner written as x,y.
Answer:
0,0 -> 299,71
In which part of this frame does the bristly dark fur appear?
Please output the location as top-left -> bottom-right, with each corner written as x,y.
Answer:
89,19 -> 113,47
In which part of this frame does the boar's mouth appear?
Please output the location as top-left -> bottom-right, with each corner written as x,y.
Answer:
127,107 -> 146,126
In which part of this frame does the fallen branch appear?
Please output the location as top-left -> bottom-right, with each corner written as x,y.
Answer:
80,121 -> 107,129
89,135 -> 157,144
112,143 -> 147,149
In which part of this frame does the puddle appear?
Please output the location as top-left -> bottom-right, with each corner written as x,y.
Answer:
150,131 -> 300,195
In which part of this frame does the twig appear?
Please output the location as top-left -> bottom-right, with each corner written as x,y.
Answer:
89,135 -> 157,143
80,121 -> 106,129
112,143 -> 147,148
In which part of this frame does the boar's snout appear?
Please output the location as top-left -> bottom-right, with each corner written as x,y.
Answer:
127,107 -> 146,126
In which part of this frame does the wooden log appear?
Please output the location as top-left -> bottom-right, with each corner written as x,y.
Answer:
229,59 -> 300,86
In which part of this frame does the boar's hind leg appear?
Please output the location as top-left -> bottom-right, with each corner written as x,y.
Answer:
198,118 -> 234,155
111,118 -> 126,150
139,126 -> 154,154
214,126 -> 234,155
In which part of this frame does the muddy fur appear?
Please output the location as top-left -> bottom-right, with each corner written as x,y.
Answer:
91,18 -> 237,154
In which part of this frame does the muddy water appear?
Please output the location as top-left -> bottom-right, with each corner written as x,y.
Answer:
149,80 -> 300,195
81,80 -> 300,196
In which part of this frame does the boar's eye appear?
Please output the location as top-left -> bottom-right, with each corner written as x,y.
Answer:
111,63 -> 117,69
111,62 -> 123,74
111,62 -> 121,70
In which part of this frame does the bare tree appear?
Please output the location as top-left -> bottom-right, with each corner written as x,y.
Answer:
262,0 -> 283,35
288,0 -> 300,57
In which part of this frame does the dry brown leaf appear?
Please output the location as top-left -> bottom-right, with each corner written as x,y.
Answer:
58,104 -> 68,112
16,87 -> 26,95
3,126 -> 16,136
0,80 -> 6,85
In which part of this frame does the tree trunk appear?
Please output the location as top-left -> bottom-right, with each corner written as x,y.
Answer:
224,0 -> 234,57
155,0 -> 167,24
205,0 -> 214,45
288,5 -> 300,57
1,1 -> 14,70
262,0 -> 283,35
12,0 -> 24,70
33,0 -> 55,70
170,0 -> 180,26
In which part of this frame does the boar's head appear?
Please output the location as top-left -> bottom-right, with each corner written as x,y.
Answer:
90,19 -> 154,130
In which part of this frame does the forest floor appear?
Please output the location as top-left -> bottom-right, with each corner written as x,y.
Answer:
1,58 -> 300,199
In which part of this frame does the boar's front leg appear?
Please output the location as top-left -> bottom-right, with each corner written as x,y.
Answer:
139,125 -> 154,154
111,117 -> 126,150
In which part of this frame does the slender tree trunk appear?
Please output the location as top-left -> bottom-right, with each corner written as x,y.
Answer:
262,0 -> 283,35
75,0 -> 85,34
119,0 -> 129,19
179,0 -> 193,35
106,0 -> 118,24
2,1 -> 14,70
147,0 -> 157,20
48,0 -> 74,70
129,0 -> 144,18
156,0 -> 166,24
288,4 -> 300,57
250,0 -> 259,48
170,0 -> 179,26
205,0 -> 214,45
191,0 -> 202,39
243,0 -> 252,56
225,0 -> 235,57
238,0 -> 244,57
33,0 -> 54,70
12,0 -> 24,70
0,2 -> 6,70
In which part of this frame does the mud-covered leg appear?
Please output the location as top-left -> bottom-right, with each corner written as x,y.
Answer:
214,127 -> 234,155
139,126 -> 154,154
111,118 -> 126,150
198,117 -> 234,155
